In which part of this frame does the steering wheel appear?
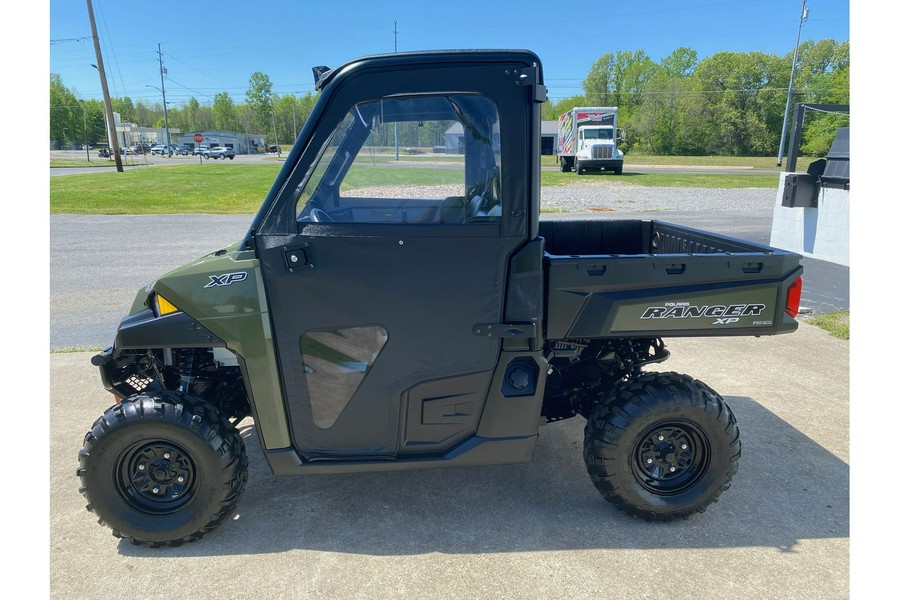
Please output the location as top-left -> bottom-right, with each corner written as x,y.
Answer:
310,208 -> 334,223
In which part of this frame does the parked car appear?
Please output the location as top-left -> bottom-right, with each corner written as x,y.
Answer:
193,144 -> 209,156
266,145 -> 280,153
204,146 -> 236,160
97,148 -> 109,158
152,144 -> 181,156
174,145 -> 191,156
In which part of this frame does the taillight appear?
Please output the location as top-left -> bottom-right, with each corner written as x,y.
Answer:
785,277 -> 802,318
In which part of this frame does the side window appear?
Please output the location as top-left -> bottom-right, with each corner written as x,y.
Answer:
301,326 -> 389,429
295,95 -> 501,224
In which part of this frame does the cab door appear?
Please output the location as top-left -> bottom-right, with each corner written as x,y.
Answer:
253,56 -> 538,460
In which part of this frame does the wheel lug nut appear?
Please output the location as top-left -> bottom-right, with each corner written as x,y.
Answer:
680,443 -> 688,450
657,435 -> 665,441
177,476 -> 184,483
152,487 -> 160,494
138,464 -> 145,471
646,458 -> 653,464
163,453 -> 171,459
669,466 -> 676,472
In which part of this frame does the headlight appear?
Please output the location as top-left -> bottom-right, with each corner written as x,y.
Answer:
154,293 -> 179,316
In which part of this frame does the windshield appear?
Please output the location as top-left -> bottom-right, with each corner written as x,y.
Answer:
583,128 -> 613,140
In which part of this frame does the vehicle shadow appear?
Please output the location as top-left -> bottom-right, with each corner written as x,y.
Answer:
117,395 -> 848,558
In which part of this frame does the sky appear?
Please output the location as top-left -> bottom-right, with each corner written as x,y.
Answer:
49,0 -> 851,106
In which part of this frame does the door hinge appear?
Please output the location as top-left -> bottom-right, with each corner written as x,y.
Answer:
473,322 -> 537,339
505,66 -> 547,103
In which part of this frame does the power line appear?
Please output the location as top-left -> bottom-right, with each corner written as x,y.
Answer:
50,36 -> 92,44
165,77 -> 216,101
804,106 -> 849,115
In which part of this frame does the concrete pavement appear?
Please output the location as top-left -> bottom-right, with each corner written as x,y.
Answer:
50,322 -> 848,599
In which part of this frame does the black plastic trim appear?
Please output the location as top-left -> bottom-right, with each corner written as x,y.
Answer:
114,309 -> 226,351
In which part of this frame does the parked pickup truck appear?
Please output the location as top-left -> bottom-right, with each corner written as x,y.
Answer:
80,50 -> 803,547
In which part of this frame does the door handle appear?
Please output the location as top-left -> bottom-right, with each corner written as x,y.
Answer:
284,243 -> 314,271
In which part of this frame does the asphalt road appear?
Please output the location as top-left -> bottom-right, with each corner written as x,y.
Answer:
50,161 -> 777,177
49,208 -> 848,349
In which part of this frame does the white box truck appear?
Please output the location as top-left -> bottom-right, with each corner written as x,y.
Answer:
556,107 -> 624,175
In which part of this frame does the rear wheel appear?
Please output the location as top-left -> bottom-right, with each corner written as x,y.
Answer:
575,158 -> 584,175
77,391 -> 248,546
583,372 -> 740,521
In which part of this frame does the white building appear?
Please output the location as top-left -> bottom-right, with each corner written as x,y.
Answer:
176,131 -> 268,154
109,113 -> 181,148
444,121 -> 559,155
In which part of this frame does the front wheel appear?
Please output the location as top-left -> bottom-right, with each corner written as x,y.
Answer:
583,372 -> 740,521
77,391 -> 248,546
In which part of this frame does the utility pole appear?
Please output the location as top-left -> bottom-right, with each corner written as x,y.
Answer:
80,100 -> 89,162
394,20 -> 399,161
777,0 -> 809,168
272,103 -> 280,157
157,43 -> 173,156
86,0 -> 123,171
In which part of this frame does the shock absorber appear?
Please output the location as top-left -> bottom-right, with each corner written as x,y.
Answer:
177,349 -> 202,394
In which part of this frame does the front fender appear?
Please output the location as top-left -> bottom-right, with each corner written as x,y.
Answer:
114,309 -> 226,351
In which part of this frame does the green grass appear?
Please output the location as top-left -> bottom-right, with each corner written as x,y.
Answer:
541,171 -> 778,188
50,162 -> 778,214
540,154 -> 814,171
343,164 -> 464,188
806,310 -> 849,340
51,159 -> 119,168
51,346 -> 103,353
51,164 -> 282,214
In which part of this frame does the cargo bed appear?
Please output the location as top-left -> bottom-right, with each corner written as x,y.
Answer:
539,220 -> 803,339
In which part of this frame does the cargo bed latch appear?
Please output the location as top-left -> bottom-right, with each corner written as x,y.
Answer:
473,323 -> 537,339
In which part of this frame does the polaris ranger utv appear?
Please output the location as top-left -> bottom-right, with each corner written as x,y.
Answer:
78,50 -> 803,546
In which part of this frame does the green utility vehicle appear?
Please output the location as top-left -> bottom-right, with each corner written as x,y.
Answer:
78,50 -> 803,546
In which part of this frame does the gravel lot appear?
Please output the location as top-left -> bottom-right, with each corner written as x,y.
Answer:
540,184 -> 773,213
347,183 -> 774,213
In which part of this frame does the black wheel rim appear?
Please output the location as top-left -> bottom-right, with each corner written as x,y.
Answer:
632,421 -> 710,495
115,440 -> 197,515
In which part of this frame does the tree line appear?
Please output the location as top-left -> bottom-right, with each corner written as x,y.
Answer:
51,39 -> 848,156
543,40 -> 848,156
49,71 -> 318,149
